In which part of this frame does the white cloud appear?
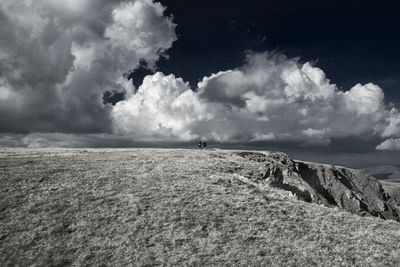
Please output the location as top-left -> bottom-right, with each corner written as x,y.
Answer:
112,72 -> 209,141
376,138 -> 400,151
282,62 -> 336,101
0,0 -> 398,149
0,0 -> 177,133
104,0 -> 176,69
344,83 -> 384,115
382,108 -> 400,138
112,52 -> 400,146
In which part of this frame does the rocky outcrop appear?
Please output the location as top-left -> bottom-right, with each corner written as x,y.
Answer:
236,151 -> 400,222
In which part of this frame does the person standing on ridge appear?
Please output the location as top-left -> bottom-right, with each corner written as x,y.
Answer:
198,141 -> 202,149
202,141 -> 206,149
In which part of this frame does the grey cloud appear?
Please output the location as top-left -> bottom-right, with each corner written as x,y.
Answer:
0,0 -> 176,133
197,71 -> 248,108
376,138 -> 400,151
1,1 -> 399,151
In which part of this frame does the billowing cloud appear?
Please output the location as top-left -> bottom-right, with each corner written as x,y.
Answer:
376,138 -> 400,151
0,1 -> 399,150
382,108 -> 400,138
112,52 -> 400,146
0,0 -> 176,133
112,72 -> 208,141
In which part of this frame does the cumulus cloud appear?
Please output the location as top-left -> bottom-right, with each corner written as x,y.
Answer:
376,138 -> 400,151
0,1 -> 399,150
382,108 -> 400,138
112,72 -> 208,141
112,52 -> 400,146
0,0 -> 176,133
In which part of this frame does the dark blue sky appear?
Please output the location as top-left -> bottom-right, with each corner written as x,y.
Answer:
151,0 -> 400,104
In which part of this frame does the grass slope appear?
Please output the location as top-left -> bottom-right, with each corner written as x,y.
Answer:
1,148 -> 400,266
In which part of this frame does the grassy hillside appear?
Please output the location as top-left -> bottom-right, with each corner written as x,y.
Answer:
1,148 -> 400,266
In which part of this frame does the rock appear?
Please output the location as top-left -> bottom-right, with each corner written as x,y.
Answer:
237,151 -> 400,222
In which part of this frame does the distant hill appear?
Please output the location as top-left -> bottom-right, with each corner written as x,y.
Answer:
1,148 -> 400,266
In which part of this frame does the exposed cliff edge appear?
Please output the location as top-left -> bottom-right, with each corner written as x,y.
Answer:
236,151 -> 400,222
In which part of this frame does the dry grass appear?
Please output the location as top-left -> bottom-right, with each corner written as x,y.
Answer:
1,148 -> 400,266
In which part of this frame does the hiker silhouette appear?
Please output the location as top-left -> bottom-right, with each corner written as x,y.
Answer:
198,141 -> 202,149
202,141 -> 206,149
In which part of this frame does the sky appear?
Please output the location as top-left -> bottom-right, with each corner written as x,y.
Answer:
156,0 -> 400,103
0,0 -> 400,153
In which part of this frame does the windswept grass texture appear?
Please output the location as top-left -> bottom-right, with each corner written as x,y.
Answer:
1,148 -> 400,266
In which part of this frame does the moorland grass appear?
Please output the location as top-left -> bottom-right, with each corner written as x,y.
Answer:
1,148 -> 400,266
